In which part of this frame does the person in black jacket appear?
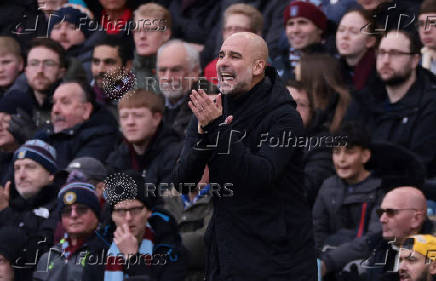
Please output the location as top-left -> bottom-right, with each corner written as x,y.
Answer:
106,89 -> 181,191
172,32 -> 316,281
36,79 -> 119,170
82,170 -> 187,281
0,139 -> 60,280
346,29 -> 436,180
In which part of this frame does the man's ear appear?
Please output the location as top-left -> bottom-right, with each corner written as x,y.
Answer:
411,54 -> 420,69
152,112 -> 163,127
163,29 -> 171,43
48,174 -> 54,183
429,261 -> 436,275
58,67 -> 66,79
252,59 -> 266,76
83,102 -> 93,120
365,36 -> 377,49
124,60 -> 133,72
17,58 -> 24,72
362,148 -> 371,164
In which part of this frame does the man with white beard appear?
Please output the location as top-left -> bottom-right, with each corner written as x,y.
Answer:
157,40 -> 205,137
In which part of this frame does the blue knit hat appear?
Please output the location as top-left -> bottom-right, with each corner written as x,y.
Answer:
13,140 -> 57,174
48,7 -> 92,38
58,181 -> 100,217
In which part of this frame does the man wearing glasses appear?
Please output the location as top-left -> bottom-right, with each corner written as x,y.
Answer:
321,186 -> 434,280
1,38 -> 66,144
81,171 -> 186,281
346,29 -> 436,183
34,181 -> 103,281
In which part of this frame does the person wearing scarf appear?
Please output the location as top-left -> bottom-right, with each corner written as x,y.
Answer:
33,181 -> 106,281
81,170 -> 187,281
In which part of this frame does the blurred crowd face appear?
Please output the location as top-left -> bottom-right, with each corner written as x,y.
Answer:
25,47 -> 65,93
399,247 -> 436,281
134,16 -> 170,56
112,199 -> 152,241
336,12 -> 375,65
418,13 -> 436,50
51,83 -> 92,133
376,32 -> 419,87
287,86 -> 311,127
50,22 -> 86,50
285,17 -> 322,50
119,106 -> 161,145
332,146 -> 370,185
0,53 -> 23,88
223,13 -> 252,41
358,0 -> 384,10
37,0 -> 66,14
99,0 -> 127,11
0,113 -> 15,150
0,254 -> 13,281
61,203 -> 99,238
378,191 -> 423,241
14,158 -> 54,199
157,43 -> 198,102
92,45 -> 124,89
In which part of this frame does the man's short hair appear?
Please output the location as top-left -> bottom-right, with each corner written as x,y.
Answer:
118,89 -> 164,113
0,36 -> 22,59
28,38 -> 66,68
334,121 -> 371,149
157,39 -> 200,72
378,30 -> 422,55
224,3 -> 263,35
420,0 -> 436,15
93,35 -> 133,66
134,3 -> 172,31
61,78 -> 95,104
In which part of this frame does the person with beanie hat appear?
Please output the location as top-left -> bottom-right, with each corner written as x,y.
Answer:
272,1 -> 330,81
81,170 -> 187,281
34,181 -> 106,281
0,226 -> 28,281
0,139 -> 61,280
49,6 -> 95,81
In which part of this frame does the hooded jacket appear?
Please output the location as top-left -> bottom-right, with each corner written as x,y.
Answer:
172,66 -> 317,281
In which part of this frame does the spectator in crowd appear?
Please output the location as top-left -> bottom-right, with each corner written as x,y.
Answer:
65,157 -> 107,201
106,89 -> 181,191
98,0 -> 132,35
156,39 -> 203,137
49,6 -> 94,81
0,227 -> 28,281
0,37 -> 24,97
346,29 -> 436,179
164,166 -> 213,281
0,140 -> 59,279
321,186 -> 434,280
34,181 -> 105,281
336,9 -> 378,91
131,3 -> 171,91
4,38 -> 67,144
91,35 -> 133,111
36,79 -> 118,169
358,0 -> 386,10
272,1 -> 328,81
0,95 -> 33,186
418,0 -> 436,75
173,32 -> 316,280
82,171 -> 187,281
296,53 -> 351,133
399,234 -> 436,281
286,80 -> 335,206
314,122 -> 383,279
203,3 -> 263,85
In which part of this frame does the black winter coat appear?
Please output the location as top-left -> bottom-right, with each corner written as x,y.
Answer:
106,122 -> 182,189
36,104 -> 119,169
172,66 -> 317,281
346,67 -> 436,178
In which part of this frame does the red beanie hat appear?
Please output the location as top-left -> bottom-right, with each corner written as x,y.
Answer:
283,1 -> 327,32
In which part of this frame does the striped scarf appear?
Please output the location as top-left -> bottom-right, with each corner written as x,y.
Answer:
104,224 -> 154,281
